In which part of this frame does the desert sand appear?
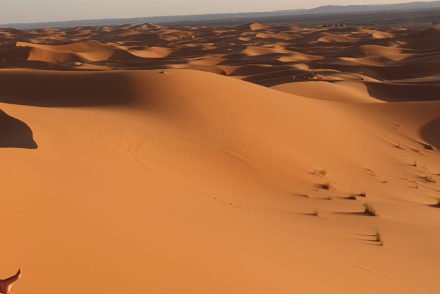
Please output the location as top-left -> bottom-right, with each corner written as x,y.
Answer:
0,22 -> 440,294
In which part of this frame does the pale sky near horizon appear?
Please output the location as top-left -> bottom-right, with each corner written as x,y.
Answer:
0,0 -> 434,24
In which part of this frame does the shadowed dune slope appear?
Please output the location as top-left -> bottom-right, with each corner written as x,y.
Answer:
365,82 -> 440,102
0,109 -> 37,149
0,71 -> 133,106
421,116 -> 440,149
272,80 -> 380,103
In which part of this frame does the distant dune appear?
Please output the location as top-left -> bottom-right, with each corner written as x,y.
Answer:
0,20 -> 440,294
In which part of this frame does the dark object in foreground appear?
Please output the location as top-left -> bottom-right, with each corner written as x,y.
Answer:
0,269 -> 22,294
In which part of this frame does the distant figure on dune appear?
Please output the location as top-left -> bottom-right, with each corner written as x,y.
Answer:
0,269 -> 22,294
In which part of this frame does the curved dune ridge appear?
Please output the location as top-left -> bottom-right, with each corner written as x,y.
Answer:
358,28 -> 395,39
241,44 -> 291,56
127,46 -> 172,58
15,41 -> 169,63
317,32 -> 360,43
256,32 -> 292,40
1,23 -> 440,294
17,41 -> 114,63
249,22 -> 270,31
358,45 -> 410,61
272,80 -> 380,103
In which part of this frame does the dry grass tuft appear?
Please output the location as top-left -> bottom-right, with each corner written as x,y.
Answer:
422,143 -> 434,150
312,169 -> 327,177
343,195 -> 357,200
315,183 -> 331,190
375,228 -> 384,246
392,143 -> 404,149
310,209 -> 320,217
421,175 -> 437,183
356,192 -> 367,198
431,199 -> 440,208
363,203 -> 378,216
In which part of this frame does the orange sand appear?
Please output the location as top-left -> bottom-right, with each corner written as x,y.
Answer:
0,23 -> 440,294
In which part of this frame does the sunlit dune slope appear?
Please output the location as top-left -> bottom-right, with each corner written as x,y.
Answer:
1,68 -> 440,294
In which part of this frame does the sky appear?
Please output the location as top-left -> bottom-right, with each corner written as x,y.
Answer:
0,0 -> 434,24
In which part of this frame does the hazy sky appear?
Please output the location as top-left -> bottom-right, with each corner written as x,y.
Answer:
0,0 -> 432,24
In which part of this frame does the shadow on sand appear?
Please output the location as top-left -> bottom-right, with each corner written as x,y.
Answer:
0,110 -> 37,149
0,71 -> 134,107
420,117 -> 440,150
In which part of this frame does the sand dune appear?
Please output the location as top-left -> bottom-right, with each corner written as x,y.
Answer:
358,28 -> 395,39
0,22 -> 440,294
358,44 -> 410,61
242,44 -> 290,56
272,80 -> 379,103
249,22 -> 270,31
403,27 -> 440,49
128,46 -> 171,58
317,32 -> 360,43
256,32 -> 292,40
16,41 -> 156,63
